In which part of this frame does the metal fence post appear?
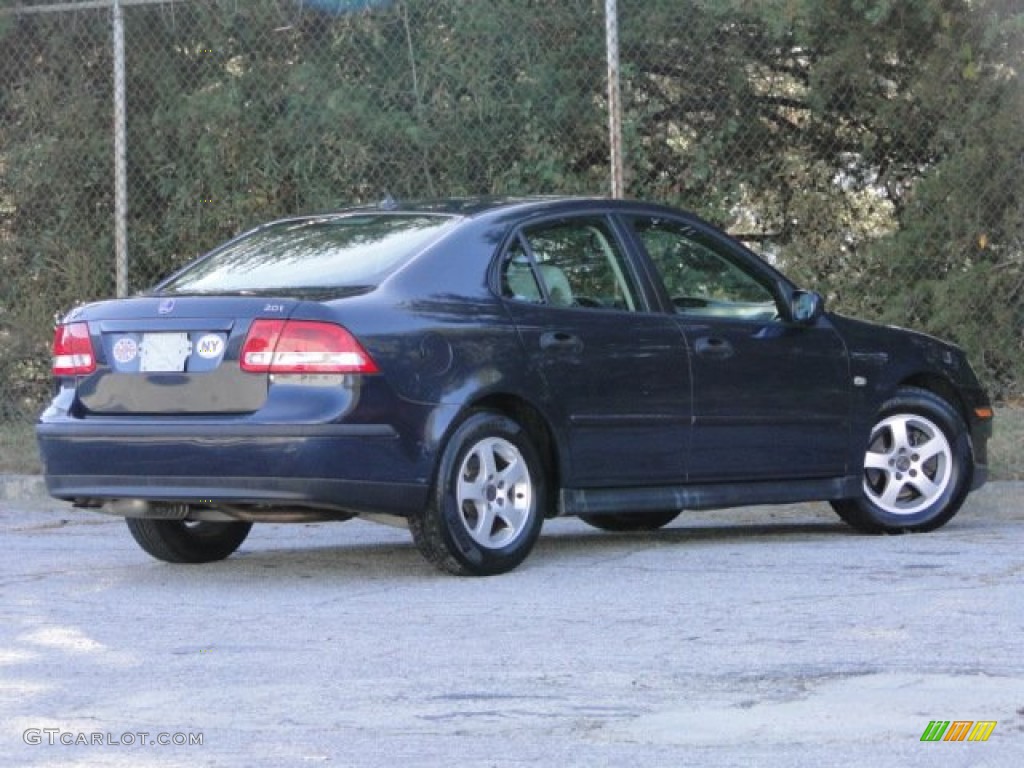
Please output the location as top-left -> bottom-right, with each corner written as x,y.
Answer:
112,0 -> 128,296
605,0 -> 624,199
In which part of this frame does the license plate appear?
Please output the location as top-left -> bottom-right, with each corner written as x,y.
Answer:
140,333 -> 191,372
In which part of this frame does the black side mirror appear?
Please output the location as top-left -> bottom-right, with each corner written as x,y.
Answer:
790,290 -> 824,324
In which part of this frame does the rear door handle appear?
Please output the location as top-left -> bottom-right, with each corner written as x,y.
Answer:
540,331 -> 583,353
694,336 -> 734,360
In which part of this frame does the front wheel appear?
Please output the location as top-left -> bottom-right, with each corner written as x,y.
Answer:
831,388 -> 972,534
125,518 -> 252,563
410,411 -> 545,576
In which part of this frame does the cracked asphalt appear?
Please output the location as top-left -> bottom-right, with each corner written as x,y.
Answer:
1,478 -> 1022,767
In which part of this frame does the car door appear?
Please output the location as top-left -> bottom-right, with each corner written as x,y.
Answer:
624,214 -> 851,482
499,214 -> 692,488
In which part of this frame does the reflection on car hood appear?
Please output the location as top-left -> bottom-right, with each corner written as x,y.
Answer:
830,312 -> 961,351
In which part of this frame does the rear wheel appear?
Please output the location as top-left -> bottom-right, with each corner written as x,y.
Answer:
410,411 -> 545,576
125,518 -> 252,563
579,510 -> 680,532
831,388 -> 972,533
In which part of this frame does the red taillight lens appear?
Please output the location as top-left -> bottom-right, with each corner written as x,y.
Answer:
240,319 -> 379,374
52,322 -> 96,376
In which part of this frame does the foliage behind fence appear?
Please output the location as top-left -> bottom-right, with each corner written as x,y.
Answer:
1,0 -> 1022,424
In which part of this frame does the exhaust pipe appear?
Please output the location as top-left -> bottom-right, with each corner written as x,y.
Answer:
96,499 -> 350,523
99,499 -> 189,519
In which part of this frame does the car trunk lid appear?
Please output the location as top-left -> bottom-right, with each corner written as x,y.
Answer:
71,296 -> 300,415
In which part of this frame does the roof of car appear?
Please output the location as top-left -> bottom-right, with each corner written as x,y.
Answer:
339,195 -> 680,219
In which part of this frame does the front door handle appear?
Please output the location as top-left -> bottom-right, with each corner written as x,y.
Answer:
540,331 -> 583,353
694,336 -> 734,360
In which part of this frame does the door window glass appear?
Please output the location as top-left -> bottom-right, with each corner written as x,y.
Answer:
631,218 -> 779,321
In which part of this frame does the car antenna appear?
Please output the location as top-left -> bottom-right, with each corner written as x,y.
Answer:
378,193 -> 398,211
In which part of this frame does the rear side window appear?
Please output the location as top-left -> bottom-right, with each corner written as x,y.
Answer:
500,217 -> 641,312
159,214 -> 456,295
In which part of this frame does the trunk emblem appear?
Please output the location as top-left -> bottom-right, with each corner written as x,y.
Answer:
158,299 -> 176,315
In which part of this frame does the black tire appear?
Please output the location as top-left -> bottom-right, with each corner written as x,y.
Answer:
410,411 -> 545,576
125,518 -> 252,563
831,387 -> 972,534
579,510 -> 680,532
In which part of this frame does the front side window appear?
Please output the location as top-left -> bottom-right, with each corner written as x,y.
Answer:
630,217 -> 779,321
159,213 -> 457,295
500,218 -> 641,312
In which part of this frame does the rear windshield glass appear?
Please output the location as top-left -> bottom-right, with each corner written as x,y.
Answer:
158,213 -> 457,295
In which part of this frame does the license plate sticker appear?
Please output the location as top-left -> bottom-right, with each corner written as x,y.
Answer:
140,333 -> 191,372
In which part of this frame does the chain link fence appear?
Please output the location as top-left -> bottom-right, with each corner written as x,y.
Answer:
2,0 -> 1022,435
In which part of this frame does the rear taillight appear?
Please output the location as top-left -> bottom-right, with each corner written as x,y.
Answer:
240,319 -> 379,374
52,322 -> 96,376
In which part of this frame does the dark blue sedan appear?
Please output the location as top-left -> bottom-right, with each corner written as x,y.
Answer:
37,197 -> 993,575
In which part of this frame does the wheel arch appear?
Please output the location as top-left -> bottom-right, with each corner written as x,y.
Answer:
897,373 -> 971,428
890,378 -> 977,492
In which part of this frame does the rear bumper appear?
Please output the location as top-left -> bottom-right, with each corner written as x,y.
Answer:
36,420 -> 431,517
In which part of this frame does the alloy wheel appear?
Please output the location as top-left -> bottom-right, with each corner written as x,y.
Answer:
862,413 -> 953,516
455,435 -> 534,549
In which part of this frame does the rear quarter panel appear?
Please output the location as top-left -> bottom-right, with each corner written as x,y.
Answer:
330,222 -> 552,466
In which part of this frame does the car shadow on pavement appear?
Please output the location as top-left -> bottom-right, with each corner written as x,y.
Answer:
118,516 -> 854,582
531,518 -> 854,558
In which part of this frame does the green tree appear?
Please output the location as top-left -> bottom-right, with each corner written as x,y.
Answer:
1,0 -> 1021,418
619,0 -> 1023,395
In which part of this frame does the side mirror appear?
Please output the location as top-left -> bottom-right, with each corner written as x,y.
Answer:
790,290 -> 824,325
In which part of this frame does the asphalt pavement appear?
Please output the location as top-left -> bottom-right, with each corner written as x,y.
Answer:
1,476 -> 1022,767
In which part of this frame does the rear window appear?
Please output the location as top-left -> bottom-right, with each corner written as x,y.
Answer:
158,213 -> 457,295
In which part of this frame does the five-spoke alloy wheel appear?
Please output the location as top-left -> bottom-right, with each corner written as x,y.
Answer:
832,387 -> 972,533
861,413 -> 952,516
411,411 -> 545,576
452,435 -> 535,550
